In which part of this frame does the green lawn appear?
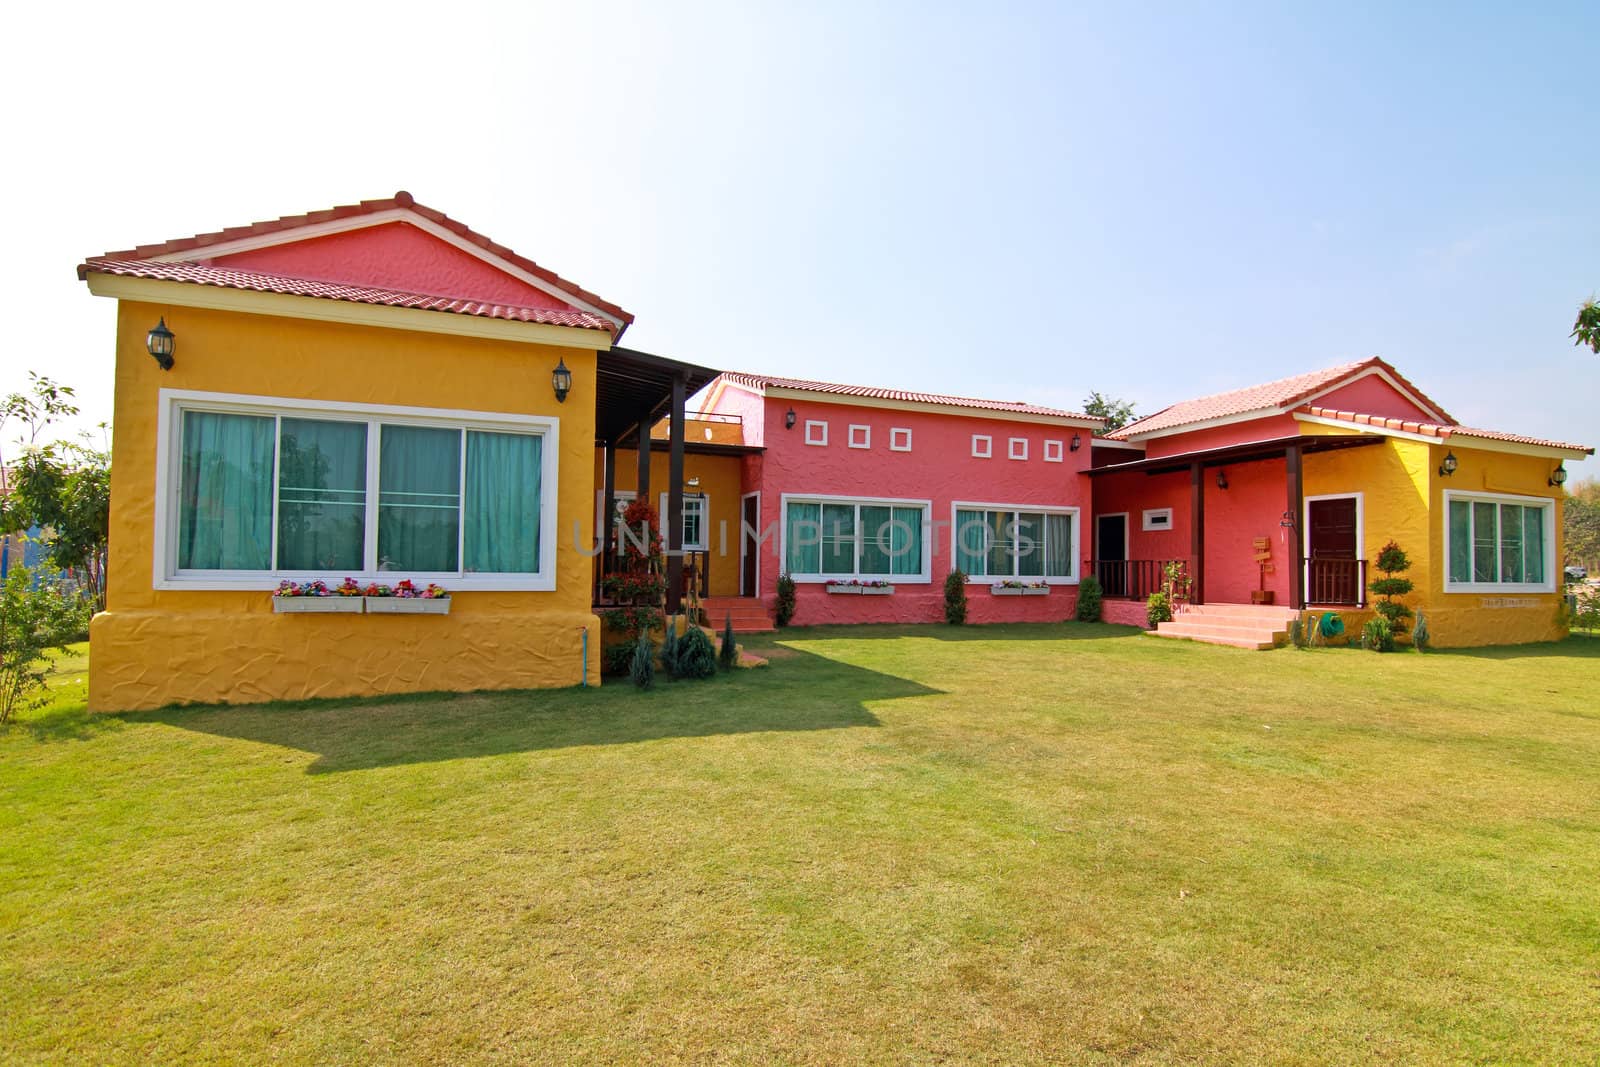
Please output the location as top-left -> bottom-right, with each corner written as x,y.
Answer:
3,626 -> 1597,1064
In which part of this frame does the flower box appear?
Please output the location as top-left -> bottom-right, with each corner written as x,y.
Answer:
365,596 -> 451,615
273,596 -> 365,614
991,585 -> 1050,596
825,584 -> 895,595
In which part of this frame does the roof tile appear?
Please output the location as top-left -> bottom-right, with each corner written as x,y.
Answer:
717,371 -> 1101,422
1303,406 -> 1592,454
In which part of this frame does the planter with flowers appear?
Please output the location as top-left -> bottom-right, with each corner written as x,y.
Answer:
991,580 -> 1050,597
272,579 -> 366,613
363,579 -> 452,614
825,579 -> 895,596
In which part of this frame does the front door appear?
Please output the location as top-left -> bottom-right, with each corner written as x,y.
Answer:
1307,496 -> 1358,604
740,493 -> 759,597
1096,514 -> 1127,597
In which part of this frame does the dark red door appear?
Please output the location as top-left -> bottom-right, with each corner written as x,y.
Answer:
1308,497 -> 1358,604
740,495 -> 759,597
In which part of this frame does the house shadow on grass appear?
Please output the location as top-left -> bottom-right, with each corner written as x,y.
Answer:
1429,635 -> 1600,662
751,620 -> 1146,645
134,645 -> 941,774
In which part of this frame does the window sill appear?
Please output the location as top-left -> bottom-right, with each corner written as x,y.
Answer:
1442,584 -> 1555,596
158,574 -> 554,593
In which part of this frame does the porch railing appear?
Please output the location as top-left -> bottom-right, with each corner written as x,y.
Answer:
1306,557 -> 1366,607
595,548 -> 710,607
1088,558 -> 1188,601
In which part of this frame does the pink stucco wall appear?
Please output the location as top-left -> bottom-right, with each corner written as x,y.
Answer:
732,396 -> 1092,625
213,222 -> 573,309
707,382 -> 767,448
1201,457 -> 1291,605
1142,414 -> 1299,458
1091,469 -> 1191,564
1312,374 -> 1440,421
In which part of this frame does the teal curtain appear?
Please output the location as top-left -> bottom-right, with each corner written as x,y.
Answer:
955,509 -> 987,575
463,430 -> 541,573
379,425 -> 461,572
785,502 -> 821,574
1015,512 -> 1045,577
859,505 -> 892,575
890,506 -> 922,576
178,410 -> 275,570
1523,505 -> 1545,584
987,511 -> 1013,578
1499,504 -> 1524,583
1472,501 -> 1498,583
1046,513 -> 1073,577
1448,500 -> 1471,583
277,418 -> 366,571
822,503 -> 856,573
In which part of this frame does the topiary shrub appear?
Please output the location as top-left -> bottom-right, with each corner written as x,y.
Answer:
629,632 -> 655,689
1412,609 -> 1431,653
1369,540 -> 1414,636
944,570 -> 968,625
1146,590 -> 1172,630
1361,616 -> 1395,653
775,574 -> 797,627
720,613 -> 738,670
674,625 -> 718,680
1076,575 -> 1103,622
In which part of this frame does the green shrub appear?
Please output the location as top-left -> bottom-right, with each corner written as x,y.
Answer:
1361,616 -> 1395,653
661,621 -> 680,677
629,632 -> 655,689
1412,610 -> 1431,653
602,642 -> 636,677
0,563 -> 83,726
1146,590 -> 1172,630
720,613 -> 738,670
944,570 -> 968,625
775,574 -> 797,627
674,626 -> 718,680
1369,540 -> 1414,635
1289,616 -> 1305,649
1075,575 -> 1103,622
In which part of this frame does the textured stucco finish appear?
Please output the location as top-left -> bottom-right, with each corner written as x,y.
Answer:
92,299 -> 604,711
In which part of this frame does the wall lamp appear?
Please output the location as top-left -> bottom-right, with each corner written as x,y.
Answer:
552,357 -> 572,403
1070,433 -> 1082,452
1549,463 -> 1568,487
146,317 -> 175,370
1216,469 -> 1229,490
1438,451 -> 1458,478
785,407 -> 797,430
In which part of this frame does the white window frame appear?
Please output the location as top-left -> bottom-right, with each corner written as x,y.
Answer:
848,424 -> 871,450
1043,439 -> 1064,463
1442,489 -> 1557,594
804,420 -> 829,446
1008,437 -> 1029,461
1141,507 -> 1174,532
779,492 -> 933,584
949,501 -> 1080,585
890,427 -> 913,452
658,491 -> 710,551
154,388 -> 560,591
971,434 -> 993,458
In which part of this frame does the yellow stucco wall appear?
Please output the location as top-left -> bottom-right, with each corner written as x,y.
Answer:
1300,428 -> 1567,647
91,299 -> 605,711
594,448 -> 746,597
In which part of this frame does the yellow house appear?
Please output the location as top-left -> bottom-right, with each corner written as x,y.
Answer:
80,192 -> 715,710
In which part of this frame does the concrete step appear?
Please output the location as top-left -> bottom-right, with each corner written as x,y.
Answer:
1177,603 -> 1298,622
1164,614 -> 1292,636
1149,627 -> 1278,651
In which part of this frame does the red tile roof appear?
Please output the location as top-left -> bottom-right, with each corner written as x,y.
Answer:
716,371 -> 1102,422
81,259 -> 616,331
1302,406 -> 1592,455
78,189 -> 632,331
1109,358 -> 1452,440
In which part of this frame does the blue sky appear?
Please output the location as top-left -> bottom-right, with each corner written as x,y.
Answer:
7,0 -> 1595,472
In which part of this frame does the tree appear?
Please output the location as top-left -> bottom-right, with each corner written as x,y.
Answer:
1082,391 -> 1137,433
1,561 -> 84,726
1368,540 -> 1414,635
1573,298 -> 1600,355
1565,479 -> 1600,571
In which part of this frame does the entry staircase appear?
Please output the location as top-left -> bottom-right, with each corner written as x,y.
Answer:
1148,603 -> 1299,650
700,596 -> 776,634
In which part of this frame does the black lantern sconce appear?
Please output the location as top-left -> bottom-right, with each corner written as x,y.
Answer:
551,357 -> 572,403
785,407 -> 797,430
1216,469 -> 1229,490
1549,463 -> 1568,488
1438,451 -> 1458,478
146,317 -> 176,370
1070,433 -> 1082,452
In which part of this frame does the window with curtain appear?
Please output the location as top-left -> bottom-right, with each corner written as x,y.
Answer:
954,506 -> 1076,580
167,398 -> 552,585
1445,493 -> 1551,589
783,498 -> 927,579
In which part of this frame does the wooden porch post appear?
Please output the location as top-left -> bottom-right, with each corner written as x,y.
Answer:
601,440 -> 617,581
665,374 -> 687,616
1286,443 -> 1304,610
1190,461 -> 1205,605
636,419 -> 651,503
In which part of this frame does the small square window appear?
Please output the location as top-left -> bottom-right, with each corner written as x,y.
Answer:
1142,508 -> 1173,531
971,434 -> 992,458
804,420 -> 828,446
848,424 -> 871,449
1008,437 -> 1029,461
890,427 -> 912,452
1043,440 -> 1064,463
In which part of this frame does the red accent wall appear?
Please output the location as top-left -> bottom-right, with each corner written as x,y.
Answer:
212,222 -> 573,309
1092,470 -> 1191,563
1142,414 -> 1299,458
1313,375 -> 1439,422
1202,457 -> 1290,605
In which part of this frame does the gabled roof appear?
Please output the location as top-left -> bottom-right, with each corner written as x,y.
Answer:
1109,358 -> 1452,441
1299,406 -> 1592,458
78,190 -> 632,336
80,259 -> 617,331
715,371 -> 1102,424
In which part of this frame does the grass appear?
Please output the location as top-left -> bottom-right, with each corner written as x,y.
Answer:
3,625 -> 1598,1064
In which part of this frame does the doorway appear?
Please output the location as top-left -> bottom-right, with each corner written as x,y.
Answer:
1096,513 -> 1128,597
1305,494 -> 1362,605
739,492 -> 760,597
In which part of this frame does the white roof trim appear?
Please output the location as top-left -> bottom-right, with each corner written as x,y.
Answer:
1293,413 -> 1591,460
759,385 -> 1102,429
